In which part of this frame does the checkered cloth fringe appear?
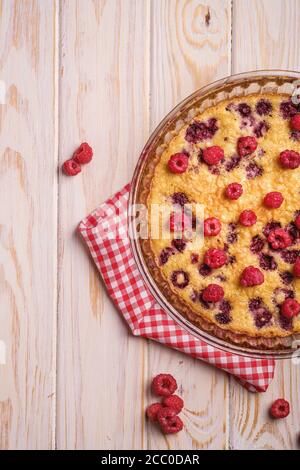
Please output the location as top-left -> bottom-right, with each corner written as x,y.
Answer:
78,184 -> 275,392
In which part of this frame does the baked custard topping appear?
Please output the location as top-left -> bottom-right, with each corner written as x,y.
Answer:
146,94 -> 300,347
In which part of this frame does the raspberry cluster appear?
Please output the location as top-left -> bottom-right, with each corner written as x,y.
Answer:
146,374 -> 184,434
62,142 -> 93,176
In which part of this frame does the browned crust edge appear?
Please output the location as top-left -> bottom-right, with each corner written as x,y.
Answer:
135,78 -> 300,352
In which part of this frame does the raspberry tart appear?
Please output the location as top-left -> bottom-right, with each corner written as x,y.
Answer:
132,73 -> 300,352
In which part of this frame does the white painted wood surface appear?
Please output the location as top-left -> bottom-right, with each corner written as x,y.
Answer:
0,0 -> 299,450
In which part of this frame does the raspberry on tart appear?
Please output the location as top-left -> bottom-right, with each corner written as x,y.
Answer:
168,153 -> 189,173
237,136 -> 257,157
239,210 -> 257,227
263,191 -> 284,209
279,150 -> 300,169
204,217 -> 221,236
294,258 -> 300,277
240,266 -> 264,287
281,298 -> 300,318
202,284 -> 224,303
204,248 -> 227,269
268,228 -> 292,250
202,146 -> 224,165
295,214 -> 300,229
290,114 -> 300,131
225,182 -> 243,200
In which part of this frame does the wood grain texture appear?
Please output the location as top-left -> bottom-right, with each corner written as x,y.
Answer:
0,0 -> 57,449
57,0 -> 150,449
147,0 -> 231,450
230,0 -> 300,450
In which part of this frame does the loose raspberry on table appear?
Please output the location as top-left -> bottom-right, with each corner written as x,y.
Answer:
162,395 -> 184,414
279,150 -> 300,169
240,266 -> 264,287
237,136 -> 258,157
157,407 -> 184,434
73,142 -> 93,164
152,374 -> 178,397
294,258 -> 300,277
204,248 -> 227,269
225,182 -> 243,200
295,215 -> 300,229
62,159 -> 81,176
270,399 -> 290,419
204,217 -> 221,236
263,191 -> 284,209
202,284 -> 224,303
146,403 -> 163,422
202,146 -> 224,165
268,228 -> 292,250
281,298 -> 300,318
239,209 -> 257,227
290,114 -> 300,131
168,153 -> 189,174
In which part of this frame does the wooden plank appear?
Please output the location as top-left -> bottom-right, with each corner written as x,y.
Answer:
147,0 -> 232,450
230,0 -> 300,450
57,0 -> 150,449
0,0 -> 57,449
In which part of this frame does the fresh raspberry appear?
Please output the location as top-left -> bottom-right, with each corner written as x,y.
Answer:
157,407 -> 184,434
73,142 -> 93,164
240,266 -> 264,287
279,150 -> 300,169
169,211 -> 191,232
62,159 -> 81,176
152,374 -> 178,397
239,209 -> 257,227
204,248 -> 227,269
202,284 -> 224,303
146,403 -> 163,422
202,146 -> 224,165
281,298 -> 300,318
268,228 -> 292,250
204,217 -> 221,236
237,136 -> 258,157
290,114 -> 300,131
294,258 -> 300,277
263,191 -> 284,209
168,153 -> 189,174
162,395 -> 184,414
270,399 -> 290,419
295,215 -> 300,229
225,182 -> 243,200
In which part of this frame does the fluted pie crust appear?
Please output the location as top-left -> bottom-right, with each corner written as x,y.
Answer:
138,92 -> 300,351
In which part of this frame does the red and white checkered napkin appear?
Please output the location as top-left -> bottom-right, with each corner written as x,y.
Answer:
78,184 -> 275,392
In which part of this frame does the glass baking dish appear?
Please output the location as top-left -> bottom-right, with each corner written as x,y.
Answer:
129,70 -> 300,359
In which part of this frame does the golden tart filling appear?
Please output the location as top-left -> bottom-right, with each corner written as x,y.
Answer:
145,93 -> 300,349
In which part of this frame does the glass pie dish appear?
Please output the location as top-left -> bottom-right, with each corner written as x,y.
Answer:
129,70 -> 300,359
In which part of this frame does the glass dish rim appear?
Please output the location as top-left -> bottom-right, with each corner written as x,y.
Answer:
129,69 -> 300,360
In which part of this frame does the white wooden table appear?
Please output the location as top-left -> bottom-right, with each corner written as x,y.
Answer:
0,0 -> 300,450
